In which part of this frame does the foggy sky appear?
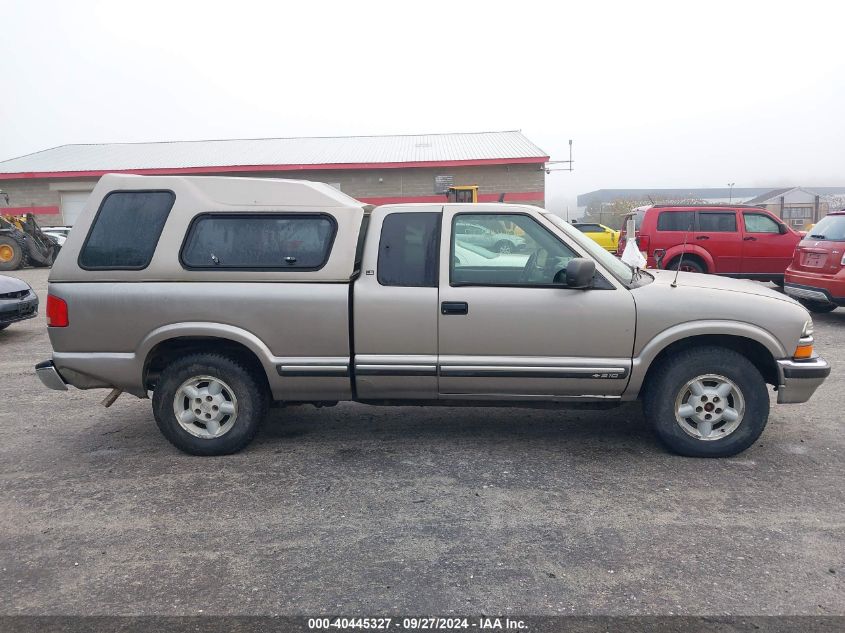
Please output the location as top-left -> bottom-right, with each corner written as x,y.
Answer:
1,0 -> 843,213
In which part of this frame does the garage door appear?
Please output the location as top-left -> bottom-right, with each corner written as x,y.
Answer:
60,191 -> 91,226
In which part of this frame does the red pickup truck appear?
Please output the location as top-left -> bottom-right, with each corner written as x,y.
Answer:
618,204 -> 802,283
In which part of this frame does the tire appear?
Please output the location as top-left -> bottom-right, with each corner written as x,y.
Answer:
0,235 -> 25,271
494,240 -> 514,254
799,299 -> 837,314
772,277 -> 785,288
643,346 -> 769,457
667,256 -> 705,274
152,353 -> 269,456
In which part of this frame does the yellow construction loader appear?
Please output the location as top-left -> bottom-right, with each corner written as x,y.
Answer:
0,190 -> 61,270
446,185 -> 480,203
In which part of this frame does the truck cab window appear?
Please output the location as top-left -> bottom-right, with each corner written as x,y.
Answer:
377,212 -> 440,287
451,214 -> 578,286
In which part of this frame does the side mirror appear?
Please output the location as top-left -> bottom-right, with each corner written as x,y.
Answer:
778,223 -> 788,235
557,258 -> 595,289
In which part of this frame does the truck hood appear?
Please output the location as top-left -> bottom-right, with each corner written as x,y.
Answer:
645,270 -> 799,305
630,270 -> 810,359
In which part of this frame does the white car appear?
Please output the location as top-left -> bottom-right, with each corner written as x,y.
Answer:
43,226 -> 71,246
454,241 -> 530,268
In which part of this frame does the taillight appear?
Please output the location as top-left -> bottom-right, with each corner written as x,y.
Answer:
636,235 -> 650,251
46,294 -> 68,327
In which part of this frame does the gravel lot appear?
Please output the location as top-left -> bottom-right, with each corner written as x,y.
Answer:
1,268 -> 843,616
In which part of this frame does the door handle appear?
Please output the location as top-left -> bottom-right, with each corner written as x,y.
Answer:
743,236 -> 757,241
441,301 -> 469,315
696,235 -> 710,240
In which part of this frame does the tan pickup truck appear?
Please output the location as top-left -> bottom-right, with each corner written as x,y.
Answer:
36,174 -> 829,457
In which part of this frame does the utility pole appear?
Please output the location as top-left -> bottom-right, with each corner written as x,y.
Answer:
728,182 -> 735,203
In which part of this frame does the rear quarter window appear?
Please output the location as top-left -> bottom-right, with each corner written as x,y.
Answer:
698,212 -> 737,232
79,190 -> 175,270
378,212 -> 440,287
180,213 -> 336,270
656,211 -> 695,232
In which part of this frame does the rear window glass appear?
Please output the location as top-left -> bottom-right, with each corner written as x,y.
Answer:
807,215 -> 845,241
181,214 -> 336,270
575,224 -> 602,232
698,212 -> 737,232
378,212 -> 440,287
657,211 -> 695,232
633,209 -> 645,229
79,191 -> 174,269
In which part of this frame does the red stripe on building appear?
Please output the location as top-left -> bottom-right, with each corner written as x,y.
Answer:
1,206 -> 60,215
358,191 -> 544,205
0,156 -> 550,181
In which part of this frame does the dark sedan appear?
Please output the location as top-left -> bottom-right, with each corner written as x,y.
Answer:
0,275 -> 38,330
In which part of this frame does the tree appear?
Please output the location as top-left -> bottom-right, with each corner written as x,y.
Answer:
583,197 -> 706,229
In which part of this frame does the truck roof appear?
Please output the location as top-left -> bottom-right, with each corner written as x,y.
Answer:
96,173 -> 368,210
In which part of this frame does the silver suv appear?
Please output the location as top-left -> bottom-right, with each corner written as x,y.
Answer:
36,175 -> 830,457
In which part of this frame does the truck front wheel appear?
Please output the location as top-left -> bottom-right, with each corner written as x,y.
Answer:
152,353 -> 268,455
643,347 -> 769,457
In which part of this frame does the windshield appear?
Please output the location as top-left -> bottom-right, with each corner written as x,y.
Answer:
544,213 -> 635,283
808,215 -> 845,241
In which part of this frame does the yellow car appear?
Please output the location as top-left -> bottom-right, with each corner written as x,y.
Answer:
571,222 -> 620,253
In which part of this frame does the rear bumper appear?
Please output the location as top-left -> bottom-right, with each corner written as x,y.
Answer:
776,357 -> 830,404
35,360 -> 68,391
784,272 -> 845,306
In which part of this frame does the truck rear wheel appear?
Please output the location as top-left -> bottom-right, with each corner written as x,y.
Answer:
152,353 -> 268,455
643,346 -> 769,457
0,235 -> 25,271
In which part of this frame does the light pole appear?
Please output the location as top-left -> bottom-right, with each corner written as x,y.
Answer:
728,182 -> 735,203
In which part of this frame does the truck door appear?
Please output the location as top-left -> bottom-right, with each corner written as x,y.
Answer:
740,210 -> 798,275
695,210 -> 741,273
353,206 -> 441,400
437,206 -> 636,399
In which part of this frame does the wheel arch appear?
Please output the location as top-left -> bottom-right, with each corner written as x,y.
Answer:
140,323 -> 275,393
662,244 -> 713,272
627,322 -> 785,398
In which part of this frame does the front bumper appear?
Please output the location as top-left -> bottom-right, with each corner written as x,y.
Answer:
35,360 -> 68,391
0,295 -> 38,325
776,357 -> 830,404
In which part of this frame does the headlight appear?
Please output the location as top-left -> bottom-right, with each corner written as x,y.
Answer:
802,319 -> 814,337
794,319 -> 816,360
